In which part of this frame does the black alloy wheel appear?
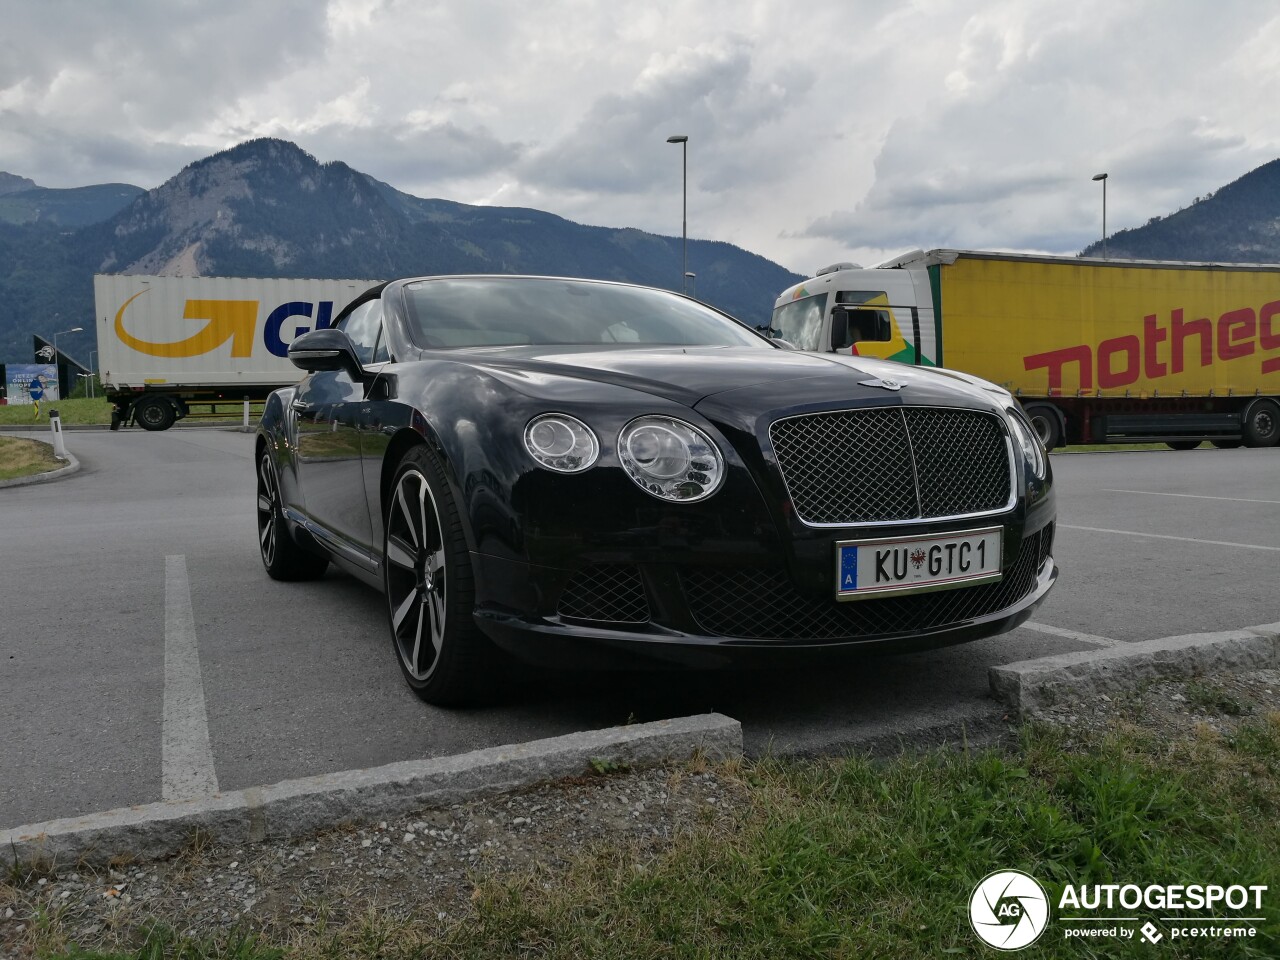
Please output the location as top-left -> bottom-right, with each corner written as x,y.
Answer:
257,448 -> 328,581
384,445 -> 492,705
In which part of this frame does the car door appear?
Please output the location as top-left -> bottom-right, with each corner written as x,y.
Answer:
291,298 -> 385,565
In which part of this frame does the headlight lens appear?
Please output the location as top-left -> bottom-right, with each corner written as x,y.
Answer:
1006,407 -> 1047,479
618,416 -> 725,502
523,414 -> 599,473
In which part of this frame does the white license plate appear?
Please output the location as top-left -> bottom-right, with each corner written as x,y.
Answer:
836,527 -> 1003,600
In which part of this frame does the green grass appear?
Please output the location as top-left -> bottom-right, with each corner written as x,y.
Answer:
24,717 -> 1277,960
53,927 -> 281,960
0,396 -> 265,427
424,722 -> 1279,960
0,435 -> 63,479
0,396 -> 113,425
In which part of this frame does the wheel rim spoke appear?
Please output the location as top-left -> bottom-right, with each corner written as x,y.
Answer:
386,535 -> 416,571
410,594 -> 426,672
392,587 -> 419,635
428,587 -> 445,652
397,482 -> 419,548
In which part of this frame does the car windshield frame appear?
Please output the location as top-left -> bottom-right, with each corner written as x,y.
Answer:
399,277 -> 773,351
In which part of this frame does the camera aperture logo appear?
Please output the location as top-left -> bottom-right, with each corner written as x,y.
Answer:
969,870 -> 1050,950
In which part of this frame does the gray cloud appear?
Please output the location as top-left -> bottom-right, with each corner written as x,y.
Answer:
0,0 -> 1277,274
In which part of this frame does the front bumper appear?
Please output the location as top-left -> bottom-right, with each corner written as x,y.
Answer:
471,519 -> 1057,670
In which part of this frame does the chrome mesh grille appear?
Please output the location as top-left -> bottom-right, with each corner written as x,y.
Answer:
681,526 -> 1049,641
557,564 -> 650,624
769,407 -> 1012,525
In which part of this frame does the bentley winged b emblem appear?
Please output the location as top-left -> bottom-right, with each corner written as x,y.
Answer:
859,377 -> 904,392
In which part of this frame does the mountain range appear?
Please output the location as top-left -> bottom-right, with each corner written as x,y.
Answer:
0,138 -> 803,363
5,141 -> 1280,365
1080,158 -> 1280,262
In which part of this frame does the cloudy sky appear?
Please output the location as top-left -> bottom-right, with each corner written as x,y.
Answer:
2,0 -> 1277,275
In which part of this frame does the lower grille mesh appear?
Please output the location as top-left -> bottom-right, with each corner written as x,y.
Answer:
681,527 -> 1050,641
558,564 -> 651,624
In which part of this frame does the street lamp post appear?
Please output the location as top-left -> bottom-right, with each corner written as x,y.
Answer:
53,325 -> 83,400
684,271 -> 697,298
1092,173 -> 1109,259
89,349 -> 98,400
666,134 -> 689,293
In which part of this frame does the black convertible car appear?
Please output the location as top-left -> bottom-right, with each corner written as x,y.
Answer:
256,276 -> 1056,704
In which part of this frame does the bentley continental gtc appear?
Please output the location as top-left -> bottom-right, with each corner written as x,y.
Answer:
256,276 -> 1057,704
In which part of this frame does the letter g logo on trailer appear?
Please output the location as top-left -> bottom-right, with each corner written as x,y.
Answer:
114,289 -> 258,358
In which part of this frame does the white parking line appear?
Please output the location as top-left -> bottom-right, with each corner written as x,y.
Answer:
1022,621 -> 1122,648
1059,524 -> 1280,553
1103,489 -> 1280,505
163,555 -> 219,801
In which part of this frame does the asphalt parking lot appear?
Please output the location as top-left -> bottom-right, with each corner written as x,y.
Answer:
1,427 -> 1277,829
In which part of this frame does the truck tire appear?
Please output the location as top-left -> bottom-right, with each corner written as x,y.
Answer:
1023,403 -> 1061,451
135,397 -> 177,431
1210,439 -> 1242,449
1165,441 -> 1201,450
1242,399 -> 1280,448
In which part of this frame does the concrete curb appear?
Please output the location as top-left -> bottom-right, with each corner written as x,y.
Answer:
0,712 -> 741,869
0,447 -> 80,488
990,622 -> 1280,718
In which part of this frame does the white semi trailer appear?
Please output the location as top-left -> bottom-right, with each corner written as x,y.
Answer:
94,274 -> 378,430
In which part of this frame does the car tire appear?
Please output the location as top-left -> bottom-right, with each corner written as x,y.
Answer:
257,449 -> 329,581
384,444 -> 497,706
135,397 -> 177,431
1165,440 -> 1201,450
1243,399 -> 1280,448
1210,439 -> 1242,449
1022,403 -> 1061,451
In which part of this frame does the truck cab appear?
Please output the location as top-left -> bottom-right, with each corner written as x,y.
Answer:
770,258 -> 937,366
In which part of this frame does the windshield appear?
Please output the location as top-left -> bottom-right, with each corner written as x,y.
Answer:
401,277 -> 770,350
770,293 -> 829,351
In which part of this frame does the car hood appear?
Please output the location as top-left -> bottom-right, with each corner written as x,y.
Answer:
440,345 -> 1002,410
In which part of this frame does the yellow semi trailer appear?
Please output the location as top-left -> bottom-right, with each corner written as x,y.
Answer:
773,249 -> 1280,449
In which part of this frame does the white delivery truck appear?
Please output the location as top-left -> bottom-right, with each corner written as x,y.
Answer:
773,250 -> 1280,449
94,274 -> 379,430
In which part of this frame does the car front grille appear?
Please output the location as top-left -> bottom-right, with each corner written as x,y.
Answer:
680,524 -> 1051,642
557,564 -> 651,624
768,407 -> 1013,525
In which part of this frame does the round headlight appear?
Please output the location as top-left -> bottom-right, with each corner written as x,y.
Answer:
523,414 -> 599,473
1007,407 -> 1047,479
618,416 -> 725,502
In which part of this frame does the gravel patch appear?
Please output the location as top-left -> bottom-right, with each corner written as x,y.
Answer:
0,763 -> 746,958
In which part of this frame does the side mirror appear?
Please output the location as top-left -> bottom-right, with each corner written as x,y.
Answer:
288,328 -> 366,380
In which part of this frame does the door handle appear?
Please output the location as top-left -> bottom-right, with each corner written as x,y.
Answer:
290,399 -> 308,412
